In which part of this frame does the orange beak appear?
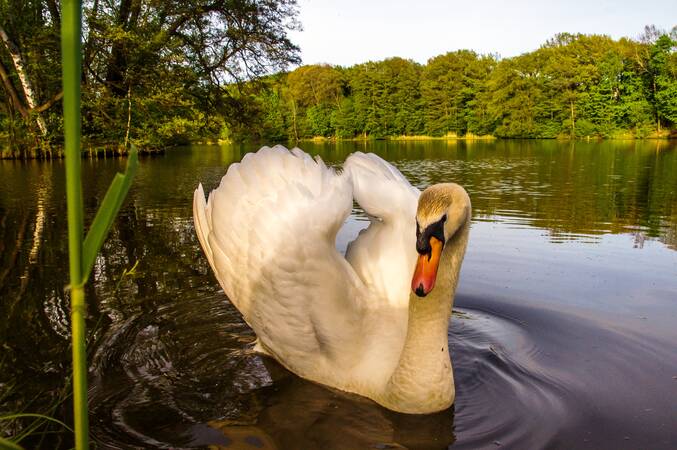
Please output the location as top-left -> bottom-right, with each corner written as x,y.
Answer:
411,237 -> 444,297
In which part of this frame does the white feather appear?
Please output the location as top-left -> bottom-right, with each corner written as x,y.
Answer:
193,146 -> 467,413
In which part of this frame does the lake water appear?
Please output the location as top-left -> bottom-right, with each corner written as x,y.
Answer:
1,140 -> 676,449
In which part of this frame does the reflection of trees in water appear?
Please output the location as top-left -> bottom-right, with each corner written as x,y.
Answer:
367,140 -> 677,246
0,141 -> 676,446
0,168 -> 73,447
0,158 -> 209,444
661,219 -> 677,250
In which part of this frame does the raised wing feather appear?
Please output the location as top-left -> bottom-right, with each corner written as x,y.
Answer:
344,152 -> 419,222
194,146 -> 363,372
343,152 -> 420,308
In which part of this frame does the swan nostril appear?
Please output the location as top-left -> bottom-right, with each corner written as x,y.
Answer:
415,284 -> 426,297
416,238 -> 431,255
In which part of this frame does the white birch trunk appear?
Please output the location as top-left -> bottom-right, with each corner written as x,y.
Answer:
0,25 -> 48,136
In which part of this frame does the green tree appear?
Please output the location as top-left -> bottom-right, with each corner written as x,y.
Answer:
0,0 -> 301,155
0,0 -> 63,153
543,34 -> 606,137
285,64 -> 344,138
348,58 -> 422,138
421,50 -> 493,136
484,50 -> 557,138
649,34 -> 677,129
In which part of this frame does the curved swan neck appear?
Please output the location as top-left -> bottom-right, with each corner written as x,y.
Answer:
382,222 -> 469,413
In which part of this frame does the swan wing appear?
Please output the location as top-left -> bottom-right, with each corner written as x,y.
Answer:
343,152 -> 420,308
344,152 -> 420,222
194,146 -> 363,371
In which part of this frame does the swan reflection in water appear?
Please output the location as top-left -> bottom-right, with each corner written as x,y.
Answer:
205,359 -> 455,450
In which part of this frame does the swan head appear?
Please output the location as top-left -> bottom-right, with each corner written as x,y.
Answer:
411,183 -> 471,297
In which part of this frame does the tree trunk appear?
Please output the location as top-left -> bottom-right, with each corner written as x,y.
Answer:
0,59 -> 28,119
83,0 -> 101,86
653,80 -> 661,134
570,98 -> 575,138
124,87 -> 132,148
0,25 -> 48,136
45,0 -> 61,28
290,99 -> 299,142
105,0 -> 142,96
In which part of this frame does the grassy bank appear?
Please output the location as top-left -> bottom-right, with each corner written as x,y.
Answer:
299,132 -> 497,142
298,131 -> 675,143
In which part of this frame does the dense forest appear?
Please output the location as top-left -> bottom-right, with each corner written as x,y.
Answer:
236,29 -> 677,142
0,0 -> 675,158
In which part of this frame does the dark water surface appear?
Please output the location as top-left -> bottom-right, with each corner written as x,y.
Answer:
1,140 -> 676,449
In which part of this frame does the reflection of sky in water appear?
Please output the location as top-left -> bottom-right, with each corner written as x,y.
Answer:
338,209 -> 677,337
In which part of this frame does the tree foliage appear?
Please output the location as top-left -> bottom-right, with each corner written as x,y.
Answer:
0,0 -> 300,157
0,10 -> 675,157
233,28 -> 676,142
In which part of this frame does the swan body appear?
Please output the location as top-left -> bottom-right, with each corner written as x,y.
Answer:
193,146 -> 470,414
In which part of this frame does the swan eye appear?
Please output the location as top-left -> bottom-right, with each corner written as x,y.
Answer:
416,215 -> 446,254
429,216 -> 447,243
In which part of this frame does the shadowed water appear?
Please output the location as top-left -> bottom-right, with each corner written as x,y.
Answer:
1,140 -> 676,449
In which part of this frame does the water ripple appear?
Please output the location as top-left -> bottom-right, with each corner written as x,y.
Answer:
87,297 -> 583,449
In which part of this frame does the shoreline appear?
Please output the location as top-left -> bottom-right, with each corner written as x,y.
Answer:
299,133 -> 497,142
2,134 -> 675,160
297,130 -> 675,142
0,144 -> 165,161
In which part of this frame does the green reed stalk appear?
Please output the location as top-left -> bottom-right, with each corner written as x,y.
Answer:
61,2 -> 137,448
61,1 -> 87,449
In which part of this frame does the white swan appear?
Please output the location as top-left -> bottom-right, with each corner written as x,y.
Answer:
193,146 -> 471,414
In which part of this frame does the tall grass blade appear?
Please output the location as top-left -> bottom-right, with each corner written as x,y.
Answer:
0,436 -> 23,450
0,414 -> 75,433
81,146 -> 138,281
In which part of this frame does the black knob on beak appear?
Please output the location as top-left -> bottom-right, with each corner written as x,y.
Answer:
415,284 -> 427,297
416,234 -> 431,255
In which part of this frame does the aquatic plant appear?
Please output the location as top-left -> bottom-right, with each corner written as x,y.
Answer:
61,1 -> 137,449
